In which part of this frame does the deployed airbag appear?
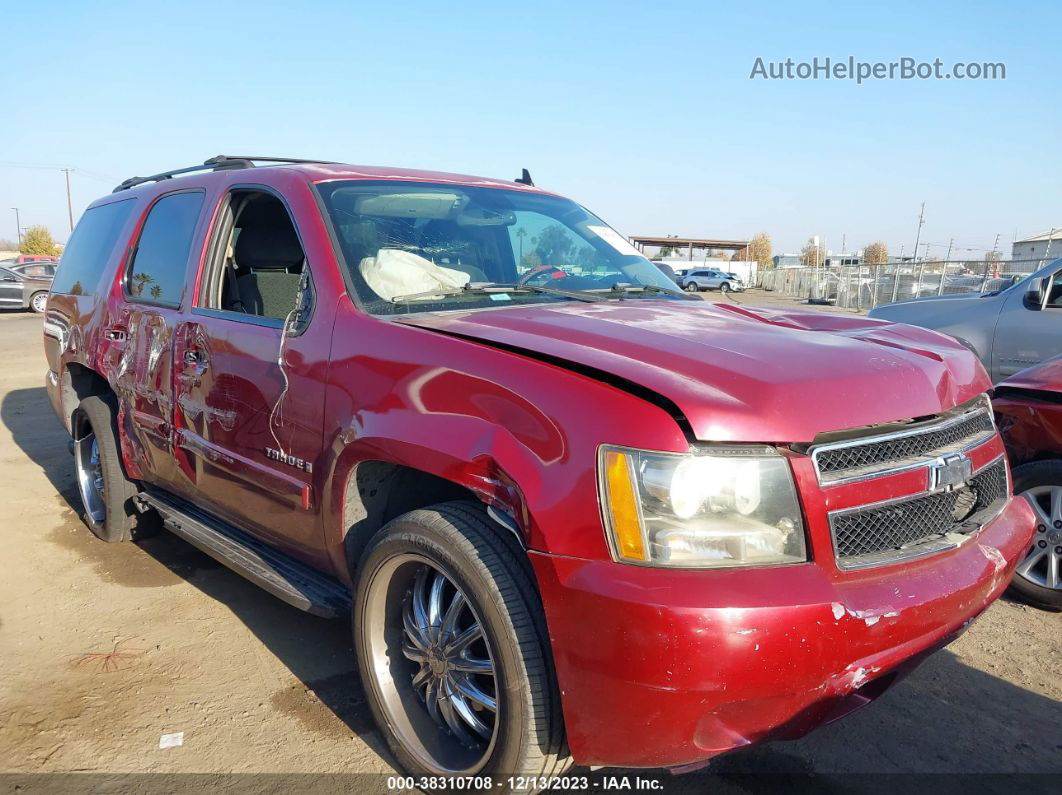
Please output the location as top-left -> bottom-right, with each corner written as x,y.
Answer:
359,248 -> 471,301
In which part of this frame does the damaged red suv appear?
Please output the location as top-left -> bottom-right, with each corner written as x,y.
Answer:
44,156 -> 1034,784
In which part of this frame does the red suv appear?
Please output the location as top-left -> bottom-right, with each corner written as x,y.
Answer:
44,156 -> 1034,783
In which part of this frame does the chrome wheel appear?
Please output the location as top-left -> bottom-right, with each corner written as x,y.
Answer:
364,554 -> 499,774
1018,486 -> 1062,591
75,432 -> 106,525
30,292 -> 48,313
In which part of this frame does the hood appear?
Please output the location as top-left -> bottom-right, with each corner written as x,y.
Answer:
394,300 -> 991,443
997,354 -> 1062,394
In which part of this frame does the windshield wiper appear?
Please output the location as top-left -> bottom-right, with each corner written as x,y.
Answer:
587,283 -> 694,299
390,281 -> 602,304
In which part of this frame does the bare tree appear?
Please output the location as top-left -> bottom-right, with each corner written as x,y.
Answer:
863,241 -> 889,265
738,233 -> 772,269
800,237 -> 826,267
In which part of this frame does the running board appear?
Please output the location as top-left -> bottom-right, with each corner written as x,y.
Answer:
138,490 -> 351,618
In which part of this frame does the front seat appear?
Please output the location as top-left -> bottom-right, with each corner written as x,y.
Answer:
234,226 -> 305,320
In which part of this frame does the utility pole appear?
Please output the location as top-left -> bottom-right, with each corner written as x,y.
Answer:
62,168 -> 74,232
911,202 -> 925,264
944,238 -> 954,262
10,207 -> 21,247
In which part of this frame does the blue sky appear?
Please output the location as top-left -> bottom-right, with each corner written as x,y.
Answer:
2,0 -> 1059,258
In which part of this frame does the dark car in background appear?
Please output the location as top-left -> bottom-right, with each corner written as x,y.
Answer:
0,264 -> 52,312
994,355 -> 1062,609
11,261 -> 57,279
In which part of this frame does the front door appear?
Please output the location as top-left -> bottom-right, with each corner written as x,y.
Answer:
992,266 -> 1062,380
170,188 -> 331,570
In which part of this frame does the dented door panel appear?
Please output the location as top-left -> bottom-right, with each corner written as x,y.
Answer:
171,313 -> 331,569
105,305 -> 180,485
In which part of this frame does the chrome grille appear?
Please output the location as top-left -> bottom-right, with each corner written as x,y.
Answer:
810,400 -> 995,484
830,457 -> 1008,568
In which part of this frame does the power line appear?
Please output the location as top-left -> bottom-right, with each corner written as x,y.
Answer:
0,162 -> 117,183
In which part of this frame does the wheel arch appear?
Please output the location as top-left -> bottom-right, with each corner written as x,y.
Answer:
64,363 -> 114,437
337,456 -> 527,584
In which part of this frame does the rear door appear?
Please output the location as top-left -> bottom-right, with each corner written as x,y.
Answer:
110,190 -> 207,484
992,265 -> 1062,380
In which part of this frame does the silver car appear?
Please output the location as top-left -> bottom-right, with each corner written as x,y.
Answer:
869,260 -> 1062,383
679,267 -> 743,293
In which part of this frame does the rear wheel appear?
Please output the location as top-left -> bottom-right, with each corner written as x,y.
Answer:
1010,460 -> 1062,610
73,395 -> 142,542
29,291 -> 48,313
354,502 -> 569,786
685,282 -> 699,293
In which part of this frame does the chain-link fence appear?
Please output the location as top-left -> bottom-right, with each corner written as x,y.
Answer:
757,258 -> 1049,311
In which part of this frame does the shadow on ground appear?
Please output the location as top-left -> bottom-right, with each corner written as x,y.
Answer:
1,387 -> 382,755
4,386 -> 1060,781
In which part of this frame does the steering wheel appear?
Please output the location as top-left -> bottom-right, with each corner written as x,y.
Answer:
518,266 -> 568,286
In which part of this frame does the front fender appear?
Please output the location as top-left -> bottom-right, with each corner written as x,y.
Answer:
318,299 -> 690,582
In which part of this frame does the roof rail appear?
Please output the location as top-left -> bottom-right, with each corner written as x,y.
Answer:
112,155 -> 338,193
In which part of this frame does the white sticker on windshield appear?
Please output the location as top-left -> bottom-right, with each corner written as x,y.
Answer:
587,225 -> 644,258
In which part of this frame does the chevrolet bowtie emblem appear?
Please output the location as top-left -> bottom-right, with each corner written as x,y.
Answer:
928,452 -> 972,493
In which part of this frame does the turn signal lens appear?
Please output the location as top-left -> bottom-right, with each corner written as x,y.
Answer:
602,450 -> 648,562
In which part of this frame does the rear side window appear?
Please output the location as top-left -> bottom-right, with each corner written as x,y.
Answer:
51,199 -> 136,295
126,192 -> 205,307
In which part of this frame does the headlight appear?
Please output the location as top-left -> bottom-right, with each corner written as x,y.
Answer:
598,445 -> 807,568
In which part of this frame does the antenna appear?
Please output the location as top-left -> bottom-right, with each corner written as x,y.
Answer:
514,168 -> 534,186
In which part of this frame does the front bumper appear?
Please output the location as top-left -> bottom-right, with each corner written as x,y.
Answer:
529,495 -> 1033,769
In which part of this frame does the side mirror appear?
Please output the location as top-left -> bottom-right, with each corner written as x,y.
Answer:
1024,277 -> 1046,310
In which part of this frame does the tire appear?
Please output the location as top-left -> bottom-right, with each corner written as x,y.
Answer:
354,502 -> 570,787
719,282 -> 731,293
685,282 -> 699,293
72,395 -> 143,542
1009,460 -> 1062,610
29,291 -> 48,313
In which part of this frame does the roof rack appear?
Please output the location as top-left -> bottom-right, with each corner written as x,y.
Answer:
112,155 -> 337,193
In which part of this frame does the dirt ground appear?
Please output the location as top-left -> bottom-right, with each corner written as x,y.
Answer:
1,294 -> 1060,789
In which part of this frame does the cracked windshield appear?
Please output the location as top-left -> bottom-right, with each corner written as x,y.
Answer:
317,181 -> 683,314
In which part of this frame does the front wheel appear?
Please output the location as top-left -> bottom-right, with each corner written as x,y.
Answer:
30,291 -> 48,313
719,282 -> 731,293
1010,460 -> 1062,610
354,502 -> 570,785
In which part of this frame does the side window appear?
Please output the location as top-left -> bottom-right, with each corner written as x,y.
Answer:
51,199 -> 136,296
127,192 -> 204,307
1047,271 -> 1062,308
198,190 -> 308,323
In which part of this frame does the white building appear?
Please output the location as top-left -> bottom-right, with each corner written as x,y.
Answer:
1012,229 -> 1062,262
